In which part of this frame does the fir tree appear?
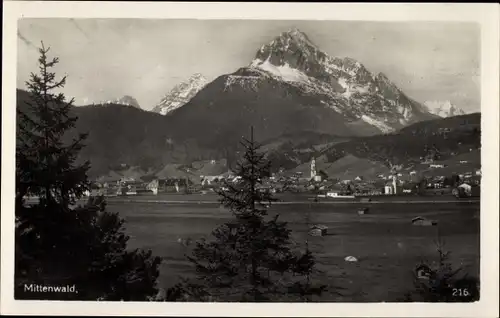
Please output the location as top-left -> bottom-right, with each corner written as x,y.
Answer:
401,232 -> 479,302
16,43 -> 89,206
170,127 -> 326,301
15,43 -> 162,300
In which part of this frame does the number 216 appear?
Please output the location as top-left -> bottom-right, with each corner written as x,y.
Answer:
453,288 -> 470,297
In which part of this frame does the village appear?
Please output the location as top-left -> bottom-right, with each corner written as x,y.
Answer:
87,156 -> 481,200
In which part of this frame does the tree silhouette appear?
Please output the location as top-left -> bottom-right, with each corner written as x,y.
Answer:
15,43 -> 162,300
168,127 -> 326,301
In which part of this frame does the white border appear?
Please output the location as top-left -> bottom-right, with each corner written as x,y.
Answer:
2,2 -> 499,317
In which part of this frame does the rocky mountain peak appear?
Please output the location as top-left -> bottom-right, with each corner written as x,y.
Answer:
152,73 -> 208,115
423,100 -> 466,118
116,95 -> 141,109
189,73 -> 206,81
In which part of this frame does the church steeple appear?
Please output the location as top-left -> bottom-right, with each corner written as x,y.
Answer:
311,157 -> 317,179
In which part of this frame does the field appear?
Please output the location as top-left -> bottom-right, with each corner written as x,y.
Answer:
107,195 -> 480,302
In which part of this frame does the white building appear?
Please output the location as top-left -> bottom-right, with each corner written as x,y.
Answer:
147,179 -> 159,195
429,164 -> 445,168
384,185 -> 393,195
458,183 -> 472,195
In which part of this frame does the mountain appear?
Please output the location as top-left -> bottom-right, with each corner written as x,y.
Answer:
116,95 -> 141,109
93,95 -> 141,109
423,100 -> 466,118
165,28 -> 437,149
16,89 -> 223,177
16,89 -> 479,179
322,113 -> 481,170
152,73 -> 208,115
250,29 -> 437,131
16,29 -> 457,178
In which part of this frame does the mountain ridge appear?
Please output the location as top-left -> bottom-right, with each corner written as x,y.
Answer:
152,73 -> 208,115
16,88 -> 480,179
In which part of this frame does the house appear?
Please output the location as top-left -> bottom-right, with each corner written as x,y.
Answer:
148,178 -> 192,193
358,207 -> 369,215
309,224 -> 328,236
119,176 -> 137,184
384,185 -> 393,195
429,164 -> 445,169
326,185 -> 344,197
356,184 -> 379,196
432,183 -> 443,189
416,264 -> 432,279
412,216 -> 437,226
457,183 -> 472,195
455,183 -> 480,198
402,182 -> 418,194
146,179 -> 159,195
125,185 -> 138,196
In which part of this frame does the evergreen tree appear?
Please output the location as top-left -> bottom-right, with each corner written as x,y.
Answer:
169,127 -> 326,301
402,234 -> 479,302
15,43 -> 162,300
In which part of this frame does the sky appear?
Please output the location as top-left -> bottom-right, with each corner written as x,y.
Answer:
17,19 -> 480,112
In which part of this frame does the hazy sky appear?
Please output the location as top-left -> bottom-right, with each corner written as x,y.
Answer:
17,19 -> 480,112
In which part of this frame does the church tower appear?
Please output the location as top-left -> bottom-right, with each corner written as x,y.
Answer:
392,174 -> 398,195
311,157 -> 317,179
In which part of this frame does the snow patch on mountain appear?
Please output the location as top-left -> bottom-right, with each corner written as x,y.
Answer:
153,73 -> 207,115
361,115 -> 395,133
423,100 -> 466,118
252,58 -> 311,84
93,95 -> 141,108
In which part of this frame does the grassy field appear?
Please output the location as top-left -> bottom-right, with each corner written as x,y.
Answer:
107,198 -> 480,302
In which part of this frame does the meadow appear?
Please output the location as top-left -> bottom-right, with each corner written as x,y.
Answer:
107,196 -> 480,302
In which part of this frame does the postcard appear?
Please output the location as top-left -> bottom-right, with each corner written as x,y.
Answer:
1,2 -> 499,317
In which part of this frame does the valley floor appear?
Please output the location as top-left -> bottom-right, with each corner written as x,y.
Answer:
108,198 -> 480,302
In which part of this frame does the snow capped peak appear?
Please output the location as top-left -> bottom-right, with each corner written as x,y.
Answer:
116,95 -> 141,108
188,28 -> 436,136
152,73 -> 208,115
91,95 -> 141,108
423,100 -> 466,118
189,73 -> 206,81
282,28 -> 315,45
376,72 -> 390,81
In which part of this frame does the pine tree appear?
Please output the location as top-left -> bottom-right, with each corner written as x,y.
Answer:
170,127 -> 326,301
15,43 -> 162,300
403,233 -> 479,302
16,43 -> 89,206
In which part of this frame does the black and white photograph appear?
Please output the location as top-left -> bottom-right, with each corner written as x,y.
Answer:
2,2 -> 499,317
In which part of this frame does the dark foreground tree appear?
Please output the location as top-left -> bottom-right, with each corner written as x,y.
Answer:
15,43 -> 161,300
167,127 -> 327,301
